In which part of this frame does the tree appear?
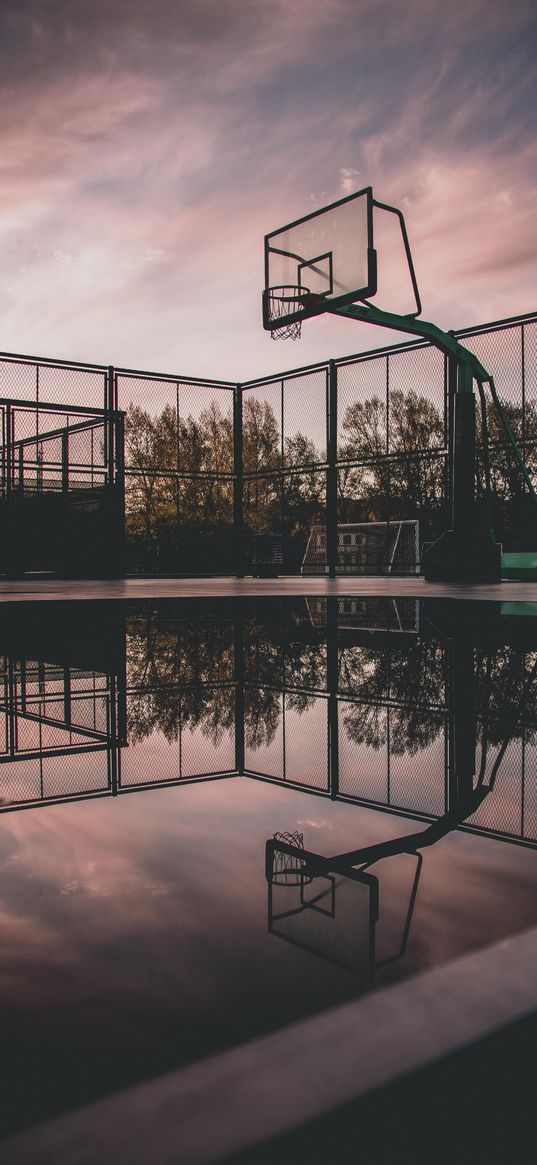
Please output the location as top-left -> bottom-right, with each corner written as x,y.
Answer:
339,390 -> 445,528
124,405 -> 161,545
124,399 -> 235,564
242,396 -> 281,532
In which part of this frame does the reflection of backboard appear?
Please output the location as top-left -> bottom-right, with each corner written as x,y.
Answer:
269,870 -> 378,977
266,836 -> 423,978
263,188 -> 377,334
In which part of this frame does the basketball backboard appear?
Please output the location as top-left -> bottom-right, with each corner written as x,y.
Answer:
263,187 -> 421,336
263,187 -> 376,335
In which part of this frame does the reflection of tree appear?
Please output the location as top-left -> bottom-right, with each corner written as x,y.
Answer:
244,624 -> 327,748
344,701 -> 445,756
126,608 -> 235,747
340,641 -> 447,755
245,685 -> 281,750
123,608 -> 537,782
245,622 -> 326,693
475,647 -> 537,747
339,641 -> 445,708
340,640 -> 537,762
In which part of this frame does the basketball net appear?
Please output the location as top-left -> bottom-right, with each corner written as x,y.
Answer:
271,830 -> 313,885
266,285 -> 308,340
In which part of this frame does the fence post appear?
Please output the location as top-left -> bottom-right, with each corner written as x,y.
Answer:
446,354 -> 457,526
105,366 -> 125,577
114,410 -> 126,577
448,634 -> 476,813
106,366 -> 116,485
234,607 -> 245,775
233,384 -> 244,577
61,430 -> 69,495
327,595 -> 339,799
327,361 -> 338,578
5,402 -> 12,502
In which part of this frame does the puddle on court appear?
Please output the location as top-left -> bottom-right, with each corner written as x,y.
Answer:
0,595 -> 536,1135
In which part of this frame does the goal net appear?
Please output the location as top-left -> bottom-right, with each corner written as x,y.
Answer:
301,520 -> 420,575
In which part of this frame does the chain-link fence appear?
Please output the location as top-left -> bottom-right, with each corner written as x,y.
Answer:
1,310 -> 536,576
115,368 -> 236,573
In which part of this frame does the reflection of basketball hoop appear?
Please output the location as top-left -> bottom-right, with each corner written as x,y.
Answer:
271,830 -> 313,885
264,286 -> 310,340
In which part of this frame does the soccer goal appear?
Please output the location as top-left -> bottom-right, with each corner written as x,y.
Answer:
301,520 -> 420,576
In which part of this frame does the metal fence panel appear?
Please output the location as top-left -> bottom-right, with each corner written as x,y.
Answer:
1,310 -> 536,576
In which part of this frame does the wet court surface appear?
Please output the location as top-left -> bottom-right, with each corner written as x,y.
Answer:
0,594 -> 536,1145
1,574 -> 537,602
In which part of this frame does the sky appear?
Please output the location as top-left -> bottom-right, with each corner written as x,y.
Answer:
1,0 -> 536,382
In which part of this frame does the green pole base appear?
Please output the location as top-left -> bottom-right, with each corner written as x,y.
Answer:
422,530 -> 502,584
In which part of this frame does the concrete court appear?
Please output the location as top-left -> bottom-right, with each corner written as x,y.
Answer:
0,574 -> 537,602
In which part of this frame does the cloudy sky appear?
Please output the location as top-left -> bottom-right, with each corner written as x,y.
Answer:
1,0 -> 536,381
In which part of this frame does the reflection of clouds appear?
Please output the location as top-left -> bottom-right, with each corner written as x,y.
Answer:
394,831 -> 537,979
0,1 -> 534,376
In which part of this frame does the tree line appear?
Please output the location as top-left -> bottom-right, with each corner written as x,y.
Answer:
124,389 -> 537,565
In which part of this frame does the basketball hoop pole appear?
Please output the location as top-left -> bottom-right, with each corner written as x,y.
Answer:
328,301 -> 537,584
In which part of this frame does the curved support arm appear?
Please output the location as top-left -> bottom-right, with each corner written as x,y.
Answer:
265,786 -> 489,883
330,302 -> 490,380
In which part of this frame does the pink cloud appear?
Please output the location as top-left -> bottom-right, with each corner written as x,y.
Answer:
0,0 -> 535,378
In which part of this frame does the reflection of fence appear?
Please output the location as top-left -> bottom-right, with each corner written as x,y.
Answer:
0,393 -> 123,576
1,309 -> 536,574
0,600 -> 535,850
306,597 -> 419,632
240,604 -> 537,848
0,658 -> 123,808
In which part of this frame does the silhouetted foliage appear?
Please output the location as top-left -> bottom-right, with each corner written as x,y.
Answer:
339,390 -> 445,525
124,386 -> 537,566
340,641 -> 447,755
126,608 -> 235,747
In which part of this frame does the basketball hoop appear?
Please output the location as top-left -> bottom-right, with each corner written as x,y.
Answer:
264,286 -> 310,340
271,830 -> 313,885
